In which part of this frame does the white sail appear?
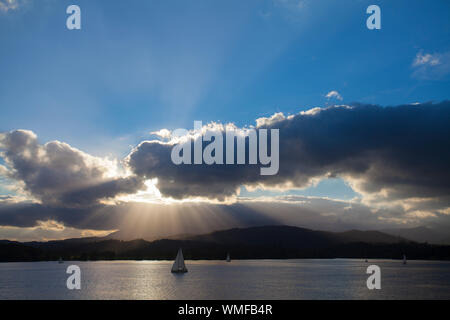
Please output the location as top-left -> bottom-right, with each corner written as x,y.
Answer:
171,248 -> 188,273
226,253 -> 231,262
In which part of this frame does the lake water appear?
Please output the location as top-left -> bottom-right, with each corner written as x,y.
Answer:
0,259 -> 449,299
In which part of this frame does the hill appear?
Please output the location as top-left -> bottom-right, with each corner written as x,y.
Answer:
382,226 -> 450,245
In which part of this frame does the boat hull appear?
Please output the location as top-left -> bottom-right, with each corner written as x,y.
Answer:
171,269 -> 188,273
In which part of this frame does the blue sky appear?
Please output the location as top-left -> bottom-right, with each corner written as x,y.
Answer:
1,0 -> 449,200
1,1 -> 450,240
1,0 -> 449,153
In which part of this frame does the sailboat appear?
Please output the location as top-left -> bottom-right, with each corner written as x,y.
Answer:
58,257 -> 64,264
171,248 -> 188,273
403,254 -> 407,265
226,252 -> 231,262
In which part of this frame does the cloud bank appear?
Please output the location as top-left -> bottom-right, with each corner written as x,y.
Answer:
1,195 -> 450,242
127,102 -> 450,212
0,130 -> 145,206
1,101 -> 450,240
412,51 -> 450,79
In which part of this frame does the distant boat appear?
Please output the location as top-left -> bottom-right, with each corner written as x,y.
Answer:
171,248 -> 188,273
403,254 -> 407,265
58,257 -> 64,264
226,252 -> 231,262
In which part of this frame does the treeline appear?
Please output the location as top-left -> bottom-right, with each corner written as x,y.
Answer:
1,239 -> 450,262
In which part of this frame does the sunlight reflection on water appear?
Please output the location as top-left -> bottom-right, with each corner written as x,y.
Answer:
0,259 -> 449,299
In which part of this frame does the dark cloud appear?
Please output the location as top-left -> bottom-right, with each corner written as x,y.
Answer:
0,201 -> 278,233
58,176 -> 145,206
1,102 -> 450,239
127,102 -> 450,209
0,202 -> 104,229
0,130 -> 144,206
127,140 -> 254,200
1,196 -> 450,241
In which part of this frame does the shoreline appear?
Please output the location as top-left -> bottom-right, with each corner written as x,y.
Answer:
2,257 -> 450,263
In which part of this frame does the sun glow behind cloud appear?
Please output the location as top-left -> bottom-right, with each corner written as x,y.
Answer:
113,178 -> 162,204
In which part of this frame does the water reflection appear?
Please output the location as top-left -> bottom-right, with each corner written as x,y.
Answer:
0,259 -> 449,299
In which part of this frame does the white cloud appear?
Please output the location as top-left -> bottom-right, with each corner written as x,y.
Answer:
151,129 -> 172,139
325,90 -> 343,101
413,52 -> 440,67
412,51 -> 450,80
0,0 -> 23,12
256,112 -> 287,127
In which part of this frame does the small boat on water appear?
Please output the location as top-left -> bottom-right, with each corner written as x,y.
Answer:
171,248 -> 188,273
226,253 -> 231,262
58,257 -> 64,264
403,254 -> 407,265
